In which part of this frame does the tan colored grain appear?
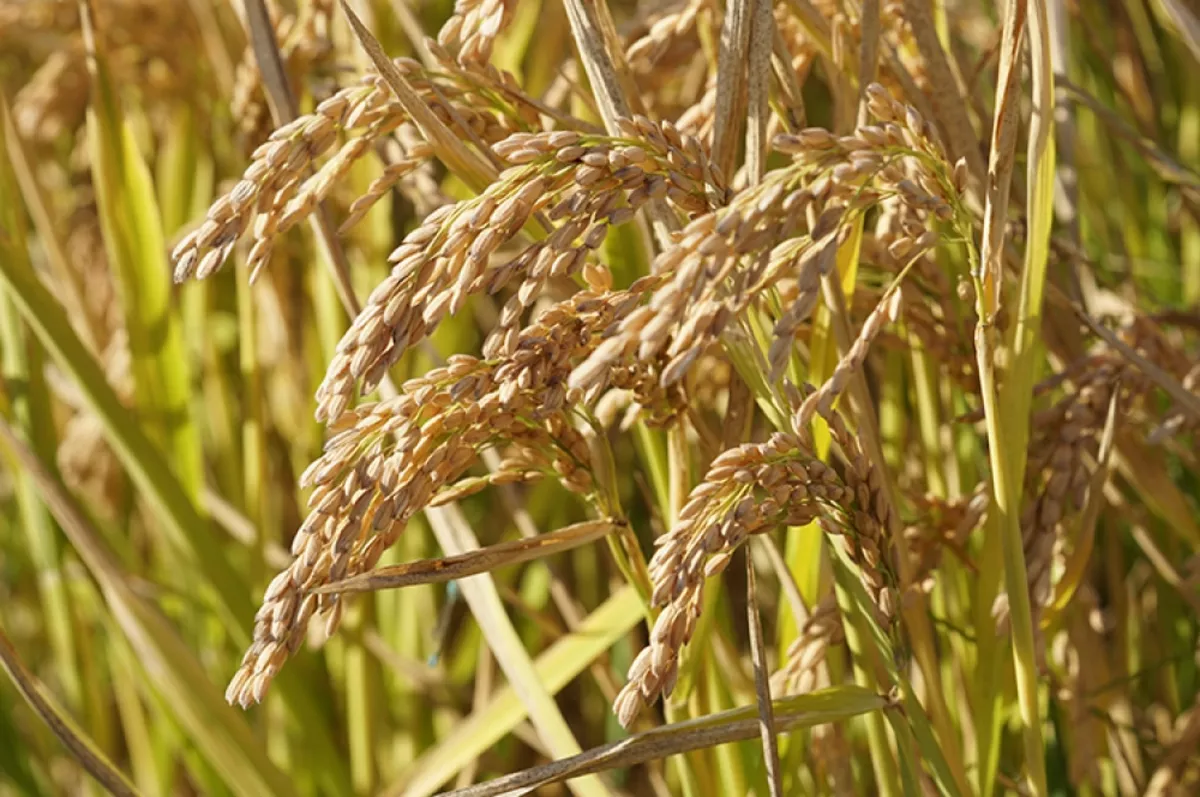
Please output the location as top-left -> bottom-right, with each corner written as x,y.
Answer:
229,287 -> 658,703
318,124 -> 720,422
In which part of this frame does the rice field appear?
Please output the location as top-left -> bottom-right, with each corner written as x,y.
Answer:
1,1 -> 1199,795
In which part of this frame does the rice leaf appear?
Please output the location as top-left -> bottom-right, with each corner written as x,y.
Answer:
441,685 -> 887,797
0,416 -> 299,797
421,504 -> 612,797
80,0 -> 203,502
0,95 -> 81,716
0,625 -> 140,797
391,585 -> 643,797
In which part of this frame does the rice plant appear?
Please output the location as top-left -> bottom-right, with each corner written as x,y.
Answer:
1,1 -> 1199,795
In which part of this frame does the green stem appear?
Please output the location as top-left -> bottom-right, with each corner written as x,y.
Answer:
973,327 -> 1047,797
829,565 -> 899,797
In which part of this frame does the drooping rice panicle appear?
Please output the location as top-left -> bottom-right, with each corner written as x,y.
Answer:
171,60 -> 538,283
316,120 -> 723,422
228,285 -> 664,704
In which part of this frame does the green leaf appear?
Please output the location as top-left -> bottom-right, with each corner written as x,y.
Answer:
82,5 -> 203,502
0,415 -> 298,797
0,625 -> 141,797
439,685 -> 887,797
393,584 -> 644,797
0,94 -> 82,715
0,143 -> 352,795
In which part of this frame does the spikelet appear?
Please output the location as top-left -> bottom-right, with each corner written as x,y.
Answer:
315,120 -> 722,422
